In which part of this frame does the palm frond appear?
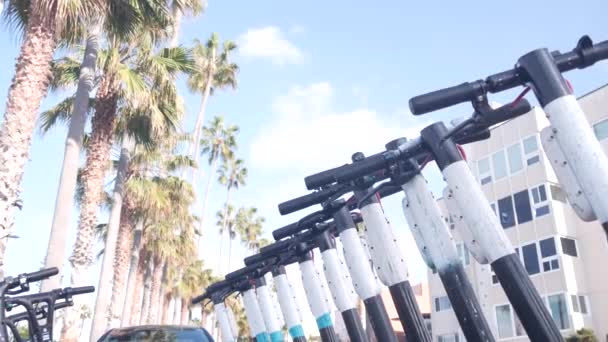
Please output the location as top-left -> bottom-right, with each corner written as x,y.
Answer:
49,56 -> 82,91
38,96 -> 76,134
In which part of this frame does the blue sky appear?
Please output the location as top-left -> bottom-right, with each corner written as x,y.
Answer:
1,0 -> 608,334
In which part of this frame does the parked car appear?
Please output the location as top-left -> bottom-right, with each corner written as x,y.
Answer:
97,325 -> 215,342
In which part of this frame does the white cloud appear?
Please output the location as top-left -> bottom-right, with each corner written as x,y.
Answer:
249,82 -> 429,173
237,26 -> 303,65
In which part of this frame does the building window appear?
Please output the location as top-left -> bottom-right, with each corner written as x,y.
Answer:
496,304 -> 514,338
570,295 -> 588,315
492,150 -> 508,180
539,237 -> 559,272
561,237 -> 578,257
490,202 -> 497,215
593,119 -> 608,141
547,293 -> 570,329
456,243 -> 470,266
507,143 -> 524,174
498,196 -> 516,229
523,135 -> 540,165
438,333 -> 459,342
495,303 -> 525,338
530,184 -> 550,217
550,184 -> 567,203
513,190 -> 533,224
478,158 -> 492,185
522,243 -> 540,275
435,296 -> 452,312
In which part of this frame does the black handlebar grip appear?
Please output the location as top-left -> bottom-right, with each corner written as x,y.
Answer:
26,267 -> 59,283
278,186 -> 340,215
225,264 -> 258,280
261,238 -> 292,255
484,99 -> 532,126
304,164 -> 351,190
272,222 -> 303,241
191,293 -> 208,305
244,253 -> 265,266
336,153 -> 392,183
64,286 -> 95,296
456,128 -> 491,145
409,81 -> 486,115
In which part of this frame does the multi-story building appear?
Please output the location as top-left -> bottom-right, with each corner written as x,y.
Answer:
428,84 -> 608,342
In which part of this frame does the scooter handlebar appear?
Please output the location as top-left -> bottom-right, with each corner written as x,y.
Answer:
409,81 -> 486,115
278,186 -> 342,215
409,36 -> 608,115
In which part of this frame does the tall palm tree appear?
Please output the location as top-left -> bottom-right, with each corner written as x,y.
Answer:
218,157 -> 247,217
168,0 -> 207,47
0,1 -> 105,272
236,207 -> 266,253
121,170 -> 196,326
59,35 -> 192,340
178,259 -> 212,325
198,116 -> 238,249
215,204 -> 236,272
41,0 -> 173,292
186,34 -> 238,182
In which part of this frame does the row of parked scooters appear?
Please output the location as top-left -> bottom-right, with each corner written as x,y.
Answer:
195,35 -> 608,342
0,267 -> 94,342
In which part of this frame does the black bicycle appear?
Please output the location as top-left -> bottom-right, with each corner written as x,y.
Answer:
0,268 -> 95,342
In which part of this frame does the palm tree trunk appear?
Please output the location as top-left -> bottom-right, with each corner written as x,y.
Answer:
180,298 -> 189,325
129,245 -> 148,326
61,75 -> 118,342
169,6 -> 183,48
197,156 -> 219,254
147,257 -> 163,324
227,237 -> 234,271
162,291 -> 172,324
121,222 -> 143,327
173,296 -> 182,324
90,135 -> 132,340
191,80 -> 213,170
41,23 -> 101,292
110,199 -> 136,326
0,4 -> 57,277
140,262 -> 153,325
217,231 -> 224,272
218,188 -> 232,271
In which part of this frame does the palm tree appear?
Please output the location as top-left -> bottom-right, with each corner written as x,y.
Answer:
186,34 -> 238,181
215,204 -> 236,272
168,0 -> 207,47
96,134 -> 196,332
59,33 -> 192,340
236,207 -> 266,253
178,259 -> 213,325
41,0 -> 173,292
198,116 -> 238,248
218,157 -> 247,216
0,1 -> 105,272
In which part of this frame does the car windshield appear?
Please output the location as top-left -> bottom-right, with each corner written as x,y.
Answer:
99,327 -> 212,342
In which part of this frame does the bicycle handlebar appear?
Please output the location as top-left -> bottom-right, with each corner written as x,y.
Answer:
25,268 -> 59,284
409,36 -> 608,115
61,286 -> 95,298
